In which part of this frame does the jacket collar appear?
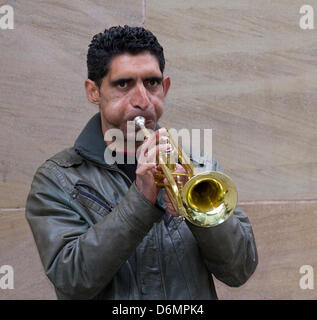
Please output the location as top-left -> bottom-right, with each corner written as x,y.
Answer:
74,112 -> 110,166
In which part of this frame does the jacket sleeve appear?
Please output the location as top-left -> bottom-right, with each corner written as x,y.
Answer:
186,158 -> 258,287
25,161 -> 164,299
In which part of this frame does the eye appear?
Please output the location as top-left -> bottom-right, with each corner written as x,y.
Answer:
146,78 -> 161,88
148,79 -> 158,86
117,80 -> 128,89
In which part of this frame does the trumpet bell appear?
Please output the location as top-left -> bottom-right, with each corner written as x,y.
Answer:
181,171 -> 238,227
133,115 -> 238,228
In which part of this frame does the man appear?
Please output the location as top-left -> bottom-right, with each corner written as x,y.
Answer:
26,25 -> 258,300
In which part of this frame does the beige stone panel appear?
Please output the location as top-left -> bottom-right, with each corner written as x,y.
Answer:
0,0 -> 144,207
214,201 -> 317,299
146,0 -> 317,201
0,209 -> 56,299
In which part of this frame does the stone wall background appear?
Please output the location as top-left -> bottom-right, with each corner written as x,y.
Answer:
0,0 -> 316,299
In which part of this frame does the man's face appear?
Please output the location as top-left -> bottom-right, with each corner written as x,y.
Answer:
86,51 -> 170,145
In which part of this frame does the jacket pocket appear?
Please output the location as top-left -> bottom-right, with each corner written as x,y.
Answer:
72,180 -> 114,220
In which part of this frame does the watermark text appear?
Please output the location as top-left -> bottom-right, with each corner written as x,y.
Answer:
299,265 -> 314,290
0,5 -> 14,30
299,5 -> 314,30
0,265 -> 14,289
103,123 -> 212,165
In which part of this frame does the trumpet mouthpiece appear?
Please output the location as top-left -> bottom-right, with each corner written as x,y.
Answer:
134,116 -> 146,128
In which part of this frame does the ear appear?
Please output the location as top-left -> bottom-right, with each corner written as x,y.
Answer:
162,76 -> 171,98
84,79 -> 100,105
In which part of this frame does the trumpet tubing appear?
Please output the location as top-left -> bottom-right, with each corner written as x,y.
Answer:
134,116 -> 238,227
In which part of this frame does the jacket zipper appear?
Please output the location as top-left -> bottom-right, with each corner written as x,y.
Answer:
74,180 -> 114,212
87,163 -> 171,225
72,159 -> 134,212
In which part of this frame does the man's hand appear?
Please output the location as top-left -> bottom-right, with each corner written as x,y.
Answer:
135,128 -> 168,204
135,128 -> 188,218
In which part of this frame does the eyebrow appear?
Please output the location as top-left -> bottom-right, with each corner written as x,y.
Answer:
109,76 -> 163,86
145,76 -> 163,83
109,78 -> 133,86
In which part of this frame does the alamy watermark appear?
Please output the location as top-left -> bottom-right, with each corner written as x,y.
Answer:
299,265 -> 314,290
103,122 -> 213,165
0,4 -> 14,30
299,5 -> 314,29
0,265 -> 14,289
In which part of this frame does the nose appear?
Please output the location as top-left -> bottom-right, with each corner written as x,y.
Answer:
131,83 -> 150,110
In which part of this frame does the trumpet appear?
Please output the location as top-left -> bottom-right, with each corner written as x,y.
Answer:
134,116 -> 238,228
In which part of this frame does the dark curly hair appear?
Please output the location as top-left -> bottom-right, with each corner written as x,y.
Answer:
87,25 -> 165,87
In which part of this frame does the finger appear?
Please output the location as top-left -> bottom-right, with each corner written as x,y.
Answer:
136,137 -> 155,160
138,145 -> 157,166
174,163 -> 186,174
136,127 -> 168,160
137,133 -> 159,163
164,191 -> 172,203
163,183 -> 181,217
166,204 -> 179,217
165,195 -> 175,210
151,167 -> 159,174
136,162 -> 156,176
138,128 -> 168,159
138,142 -> 171,166
143,127 -> 168,149
156,127 -> 168,143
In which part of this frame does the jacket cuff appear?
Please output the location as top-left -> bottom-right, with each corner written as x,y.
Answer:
185,212 -> 238,245
116,182 -> 164,236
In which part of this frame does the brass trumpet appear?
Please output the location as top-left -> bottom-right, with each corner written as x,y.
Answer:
134,116 -> 238,228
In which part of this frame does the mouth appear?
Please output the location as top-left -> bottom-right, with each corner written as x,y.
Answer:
144,119 -> 154,126
127,116 -> 155,129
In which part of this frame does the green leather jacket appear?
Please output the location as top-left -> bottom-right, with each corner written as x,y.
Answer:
25,113 -> 258,299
